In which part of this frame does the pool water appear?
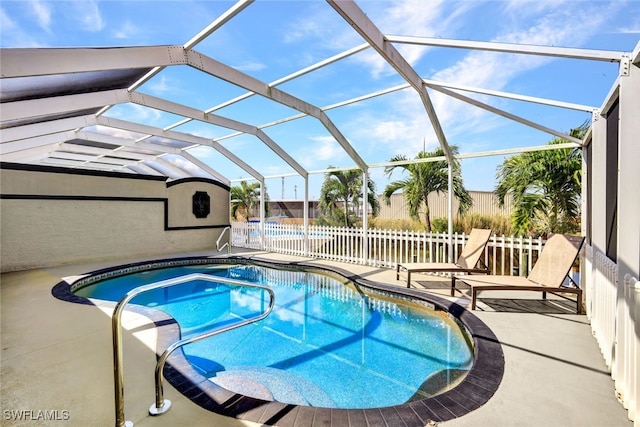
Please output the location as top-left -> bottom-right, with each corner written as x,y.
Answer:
75,264 -> 473,409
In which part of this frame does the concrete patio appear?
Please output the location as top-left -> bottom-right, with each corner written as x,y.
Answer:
0,249 -> 631,426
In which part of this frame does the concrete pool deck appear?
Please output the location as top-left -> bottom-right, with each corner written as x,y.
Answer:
0,249 -> 631,426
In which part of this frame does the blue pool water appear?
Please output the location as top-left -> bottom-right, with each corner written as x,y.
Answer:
75,263 -> 473,409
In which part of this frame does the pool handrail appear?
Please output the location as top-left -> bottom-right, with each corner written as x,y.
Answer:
216,226 -> 231,253
150,276 -> 275,415
111,273 -> 275,427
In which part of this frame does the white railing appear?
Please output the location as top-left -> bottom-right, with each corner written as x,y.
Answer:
586,245 -> 639,424
615,274 -> 639,424
588,247 -> 619,368
231,222 -> 544,276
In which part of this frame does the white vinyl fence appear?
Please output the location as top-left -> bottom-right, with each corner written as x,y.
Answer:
585,244 -> 639,425
231,222 -> 544,276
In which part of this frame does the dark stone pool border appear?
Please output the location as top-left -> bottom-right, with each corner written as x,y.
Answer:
52,254 -> 504,427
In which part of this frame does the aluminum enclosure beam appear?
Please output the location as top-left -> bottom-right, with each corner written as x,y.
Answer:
96,116 -> 263,181
184,49 -> 368,171
386,35 -> 628,62
6,35 -> 620,81
20,148 -> 129,165
0,46 -> 185,78
180,151 -> 231,185
57,142 -> 160,161
183,0 -> 254,51
422,79 -> 596,112
2,89 -> 129,122
1,131 -> 78,156
3,87 -> 305,179
76,130 -> 188,157
10,43 -> 364,172
427,83 -> 584,144
39,157 -> 131,172
1,116 -> 228,182
76,130 -> 228,183
1,115 -> 99,143
127,163 -> 164,176
125,1 -> 253,102
327,0 -> 454,163
126,92 -> 308,178
225,75 -> 592,142
47,151 -> 137,166
1,144 -> 69,163
206,42 -> 370,113
232,141 -> 581,184
151,157 -> 190,179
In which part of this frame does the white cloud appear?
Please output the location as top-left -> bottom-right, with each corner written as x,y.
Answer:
617,22 -> 640,34
502,0 -> 569,16
355,0 -> 476,79
72,0 -> 104,32
0,4 -> 47,47
298,136 -> 347,169
147,75 -> 173,94
180,124 -> 218,141
282,3 -> 363,51
283,11 -> 325,43
107,104 -> 163,126
28,0 -> 52,33
260,164 -> 295,177
0,8 -> 16,32
233,61 -> 267,72
112,20 -> 138,40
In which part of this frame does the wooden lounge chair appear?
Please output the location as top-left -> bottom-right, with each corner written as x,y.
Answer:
396,228 -> 492,288
451,234 -> 585,313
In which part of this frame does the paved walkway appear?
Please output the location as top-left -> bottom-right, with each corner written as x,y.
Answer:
0,250 -> 631,426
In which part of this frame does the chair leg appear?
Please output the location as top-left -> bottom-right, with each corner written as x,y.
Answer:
406,271 -> 411,288
396,264 -> 400,280
577,290 -> 584,314
471,288 -> 477,310
451,276 -> 457,296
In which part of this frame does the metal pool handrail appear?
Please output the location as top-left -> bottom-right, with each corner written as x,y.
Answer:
111,273 -> 275,427
216,226 -> 231,253
150,276 -> 275,416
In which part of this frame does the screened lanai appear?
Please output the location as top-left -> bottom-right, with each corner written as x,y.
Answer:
1,1 -> 640,426
1,0 -> 635,210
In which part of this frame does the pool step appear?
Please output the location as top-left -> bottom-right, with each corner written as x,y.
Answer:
210,366 -> 335,407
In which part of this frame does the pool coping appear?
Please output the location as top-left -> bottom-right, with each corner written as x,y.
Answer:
52,254 -> 504,427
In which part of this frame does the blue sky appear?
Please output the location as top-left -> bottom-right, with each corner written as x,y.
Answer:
2,1 -> 639,199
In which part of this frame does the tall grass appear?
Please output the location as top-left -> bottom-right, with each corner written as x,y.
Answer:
434,213 -> 512,235
368,213 -> 512,235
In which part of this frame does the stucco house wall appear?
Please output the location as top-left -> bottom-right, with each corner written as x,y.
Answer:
0,163 -> 230,272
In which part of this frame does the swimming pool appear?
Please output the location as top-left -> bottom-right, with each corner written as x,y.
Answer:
74,262 -> 473,409
54,256 -> 504,426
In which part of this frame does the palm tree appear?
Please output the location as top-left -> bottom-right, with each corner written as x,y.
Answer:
230,181 -> 268,220
383,146 -> 472,232
495,122 -> 588,236
318,168 -> 380,228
